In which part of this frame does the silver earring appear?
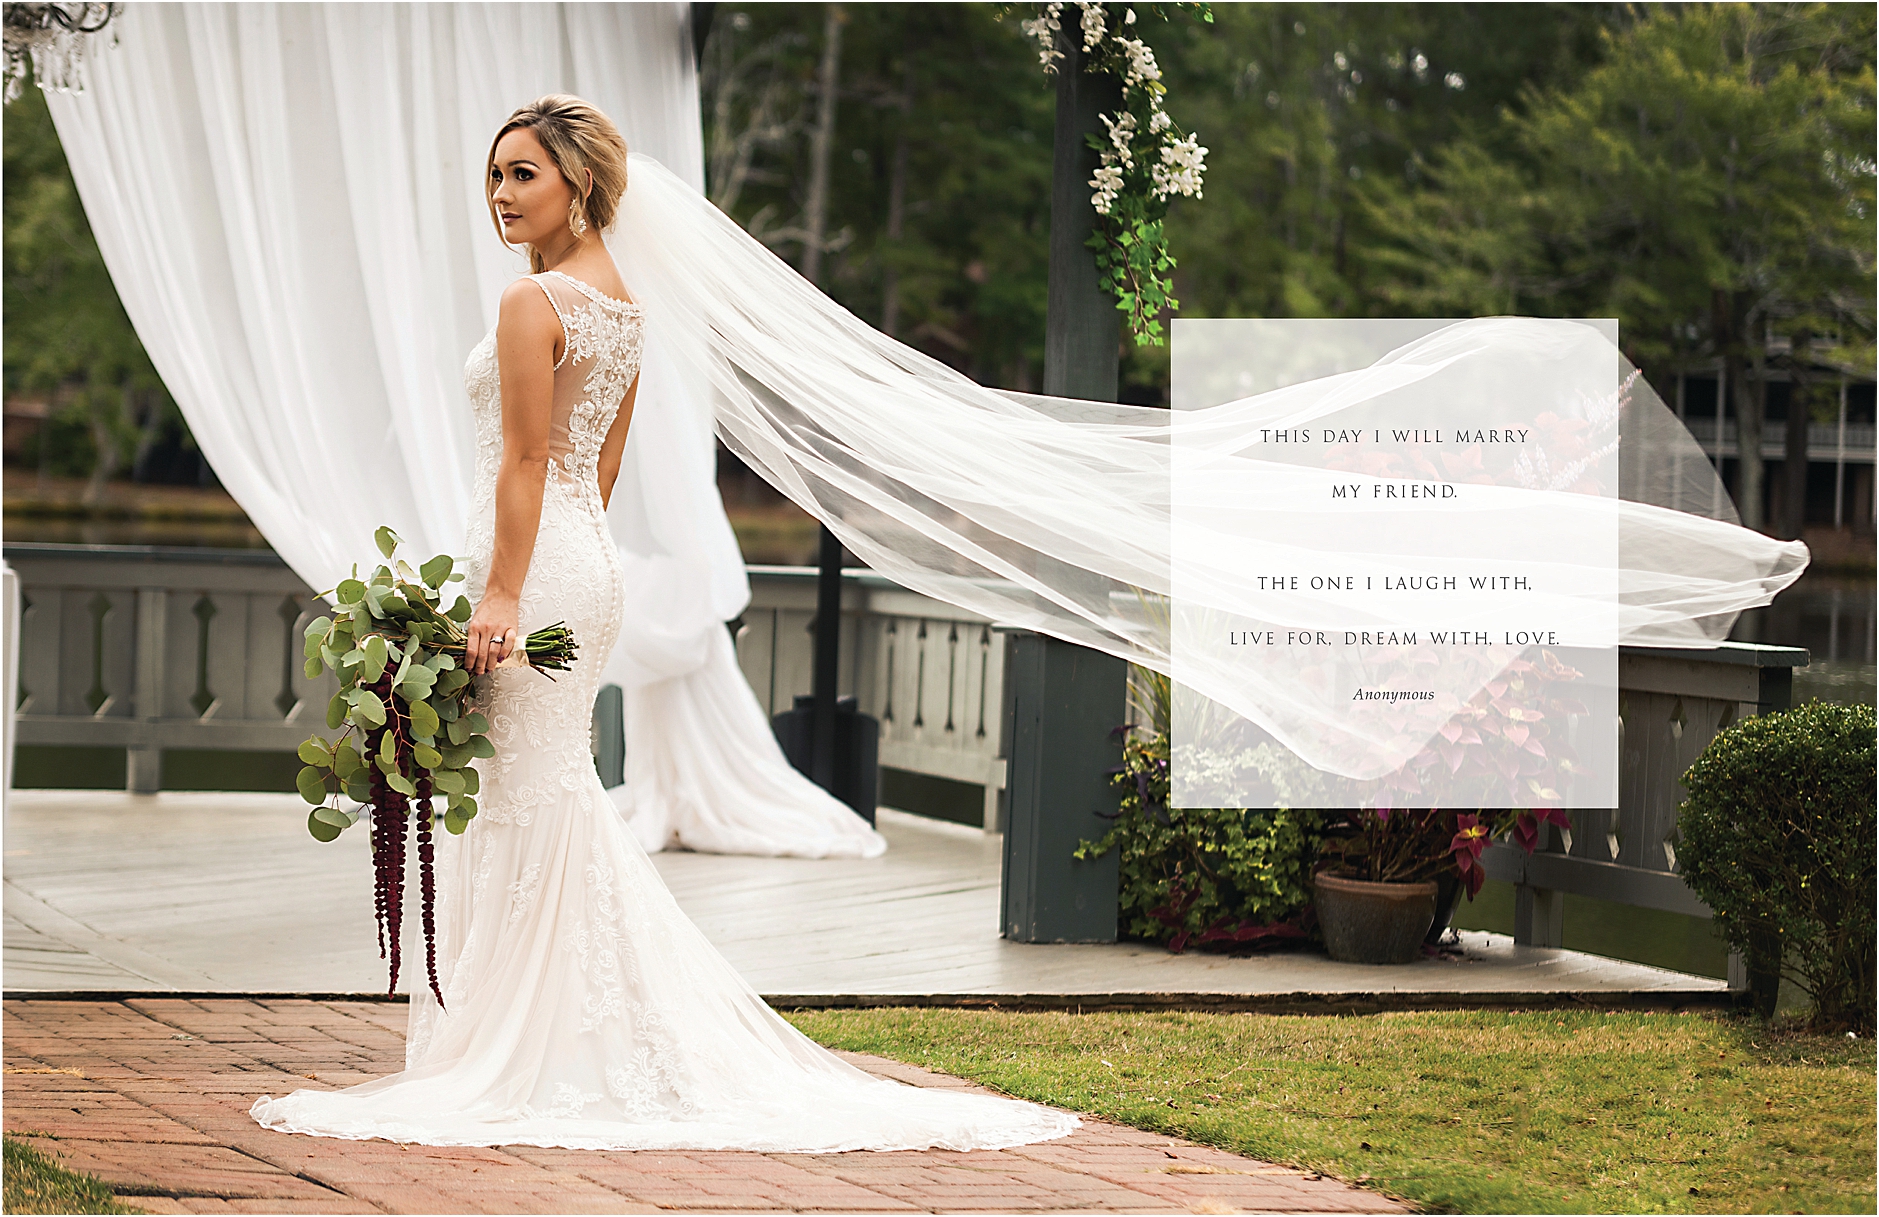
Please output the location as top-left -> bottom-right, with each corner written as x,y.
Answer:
569,201 -> 588,237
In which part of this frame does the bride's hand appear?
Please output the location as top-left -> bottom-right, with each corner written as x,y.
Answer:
465,595 -> 519,675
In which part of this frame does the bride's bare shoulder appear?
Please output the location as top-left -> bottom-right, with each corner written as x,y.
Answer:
494,276 -> 562,351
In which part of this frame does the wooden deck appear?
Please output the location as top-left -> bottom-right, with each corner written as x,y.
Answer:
2,790 -> 1729,1006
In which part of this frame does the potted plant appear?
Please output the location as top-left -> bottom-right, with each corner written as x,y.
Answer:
1314,804 -> 1569,963
1307,648 -> 1591,963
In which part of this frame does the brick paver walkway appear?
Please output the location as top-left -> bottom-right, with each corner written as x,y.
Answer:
3,999 -> 1404,1215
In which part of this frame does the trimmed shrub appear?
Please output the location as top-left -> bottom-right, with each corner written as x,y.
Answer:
1678,700 -> 1876,1031
1076,730 -> 1322,952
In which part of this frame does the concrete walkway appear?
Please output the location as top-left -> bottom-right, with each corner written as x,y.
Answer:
2,790 -> 1727,1007
4,998 -> 1405,1214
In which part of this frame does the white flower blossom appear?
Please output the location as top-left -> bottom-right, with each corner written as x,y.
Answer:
1089,164 -> 1124,215
1098,109 -> 1137,170
1149,108 -> 1172,133
1125,8 -> 1137,23
1117,36 -> 1161,87
1150,132 -> 1207,200
1021,2 -> 1065,70
1078,1 -> 1105,51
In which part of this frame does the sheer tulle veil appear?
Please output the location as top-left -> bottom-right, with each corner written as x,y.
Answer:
605,152 -> 1808,782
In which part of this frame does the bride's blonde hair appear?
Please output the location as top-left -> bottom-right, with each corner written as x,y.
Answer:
486,94 -> 629,272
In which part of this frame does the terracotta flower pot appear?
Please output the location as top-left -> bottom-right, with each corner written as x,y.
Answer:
1313,871 -> 1440,965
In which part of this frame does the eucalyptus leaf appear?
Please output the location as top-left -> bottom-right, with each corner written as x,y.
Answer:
418,554 -> 451,587
447,595 -> 473,623
346,779 -> 372,803
413,743 -> 443,770
354,689 -> 387,727
326,692 -> 349,730
308,809 -> 343,843
469,735 -> 496,759
437,696 -> 462,722
295,766 -> 328,806
443,807 -> 470,835
446,717 -> 470,746
379,728 -> 398,768
362,635 -> 389,683
466,712 -> 490,735
333,743 -> 364,779
297,738 -> 331,767
438,743 -> 473,769
456,795 -> 477,818
336,578 -> 366,605
409,698 -> 440,740
375,525 -> 402,559
431,768 -> 466,796
312,804 -> 353,830
437,669 -> 470,696
303,631 -> 325,659
304,656 -> 324,680
460,766 -> 480,795
386,772 -> 418,797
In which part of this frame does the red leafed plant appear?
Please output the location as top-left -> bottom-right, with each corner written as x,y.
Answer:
1320,647 -> 1585,897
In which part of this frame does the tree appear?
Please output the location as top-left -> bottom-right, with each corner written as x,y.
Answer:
3,71 -> 183,499
701,4 -> 1056,389
1361,3 -> 1876,531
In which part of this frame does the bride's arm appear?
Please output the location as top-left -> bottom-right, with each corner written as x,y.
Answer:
595,372 -> 640,511
465,281 -> 562,676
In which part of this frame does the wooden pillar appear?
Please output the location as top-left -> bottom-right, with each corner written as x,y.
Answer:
1000,30 -> 1126,943
1043,37 -> 1121,401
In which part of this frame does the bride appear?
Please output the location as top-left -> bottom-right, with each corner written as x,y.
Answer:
250,95 -> 1075,1153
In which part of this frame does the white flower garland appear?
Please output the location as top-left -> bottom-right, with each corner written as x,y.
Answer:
1019,2 -> 1210,343
1020,2 -> 1206,217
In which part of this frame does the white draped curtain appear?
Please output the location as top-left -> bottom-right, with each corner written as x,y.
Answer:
45,2 -> 710,585
44,3 -> 885,856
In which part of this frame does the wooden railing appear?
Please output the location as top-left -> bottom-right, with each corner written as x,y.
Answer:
5,543 -> 337,792
2,546 -> 1014,824
5,544 -> 1810,977
739,566 -> 1008,829
1481,642 -> 1807,986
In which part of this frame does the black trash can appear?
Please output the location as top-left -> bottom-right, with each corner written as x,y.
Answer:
771,694 -> 880,825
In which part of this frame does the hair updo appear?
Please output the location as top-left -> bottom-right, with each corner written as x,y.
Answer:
486,94 -> 629,272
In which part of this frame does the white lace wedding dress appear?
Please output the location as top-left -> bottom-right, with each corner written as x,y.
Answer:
250,270 -> 1076,1151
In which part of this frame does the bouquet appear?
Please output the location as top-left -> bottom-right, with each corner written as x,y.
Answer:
296,526 -> 577,1003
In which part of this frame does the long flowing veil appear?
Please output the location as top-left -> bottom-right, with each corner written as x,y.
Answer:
609,153 -> 1808,784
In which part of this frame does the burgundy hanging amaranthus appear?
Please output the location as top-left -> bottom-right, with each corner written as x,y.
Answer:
295,526 -> 578,1002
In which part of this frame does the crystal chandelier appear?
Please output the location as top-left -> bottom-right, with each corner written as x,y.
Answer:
3,3 -> 121,104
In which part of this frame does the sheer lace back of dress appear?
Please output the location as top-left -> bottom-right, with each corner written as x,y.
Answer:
462,271 -> 645,572
530,270 -> 644,516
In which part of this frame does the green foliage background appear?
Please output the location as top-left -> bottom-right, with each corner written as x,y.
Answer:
7,4 -> 1871,479
3,74 -> 187,486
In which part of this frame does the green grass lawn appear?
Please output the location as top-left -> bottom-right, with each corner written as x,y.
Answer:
2,1137 -> 139,1215
786,1007 -> 1876,1215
